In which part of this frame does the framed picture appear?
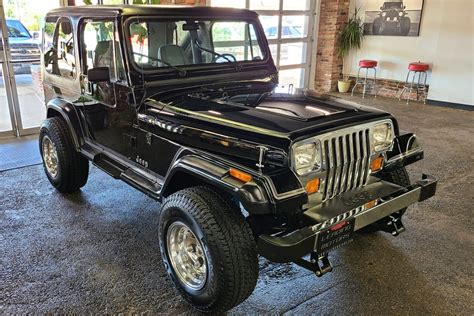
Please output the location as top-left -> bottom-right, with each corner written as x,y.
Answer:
364,0 -> 424,36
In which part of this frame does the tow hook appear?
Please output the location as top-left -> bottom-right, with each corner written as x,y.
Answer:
294,252 -> 333,277
382,214 -> 406,236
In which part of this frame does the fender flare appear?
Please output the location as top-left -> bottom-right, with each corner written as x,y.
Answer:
161,154 -> 272,215
45,98 -> 84,149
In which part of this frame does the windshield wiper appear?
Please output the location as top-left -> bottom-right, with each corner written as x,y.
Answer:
193,40 -> 242,71
132,52 -> 187,77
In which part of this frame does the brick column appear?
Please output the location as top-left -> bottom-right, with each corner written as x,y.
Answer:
313,0 -> 350,93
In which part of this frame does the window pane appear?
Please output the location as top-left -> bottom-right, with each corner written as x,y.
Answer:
56,19 -> 76,78
212,22 -> 263,61
283,0 -> 310,10
249,0 -> 279,10
43,20 -> 56,75
281,16 -> 309,38
259,15 -> 279,39
129,19 -> 266,69
0,66 -> 13,132
211,0 -> 245,8
279,42 -> 307,65
269,44 -> 278,63
83,20 -> 124,81
275,68 -> 305,93
16,66 -> 46,129
103,0 -> 123,4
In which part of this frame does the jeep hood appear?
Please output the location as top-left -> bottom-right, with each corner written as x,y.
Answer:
144,94 -> 392,150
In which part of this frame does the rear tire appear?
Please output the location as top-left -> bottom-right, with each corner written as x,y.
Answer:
39,117 -> 89,193
158,186 -> 258,313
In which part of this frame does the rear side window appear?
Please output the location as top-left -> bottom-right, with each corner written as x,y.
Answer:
82,20 -> 125,81
43,17 -> 76,79
56,18 -> 76,79
43,18 -> 57,74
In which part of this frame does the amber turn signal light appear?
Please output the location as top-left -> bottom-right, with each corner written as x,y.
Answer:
306,178 -> 320,194
229,168 -> 252,183
370,156 -> 384,172
365,200 -> 377,209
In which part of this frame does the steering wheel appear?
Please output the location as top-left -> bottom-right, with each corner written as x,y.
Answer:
215,53 -> 237,63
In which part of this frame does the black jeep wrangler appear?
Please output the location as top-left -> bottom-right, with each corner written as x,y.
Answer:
372,1 -> 411,36
39,5 -> 436,313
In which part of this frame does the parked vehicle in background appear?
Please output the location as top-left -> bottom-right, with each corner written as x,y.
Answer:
266,24 -> 302,38
372,0 -> 411,35
39,5 -> 437,313
2,18 -> 41,74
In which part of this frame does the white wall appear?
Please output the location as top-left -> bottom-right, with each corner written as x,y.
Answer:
345,0 -> 474,106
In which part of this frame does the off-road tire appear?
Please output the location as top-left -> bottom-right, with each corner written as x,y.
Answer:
400,17 -> 411,35
359,167 -> 410,233
158,186 -> 258,313
372,18 -> 383,35
39,117 -> 89,193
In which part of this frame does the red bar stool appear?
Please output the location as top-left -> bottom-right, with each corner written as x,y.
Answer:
399,62 -> 430,104
351,59 -> 378,99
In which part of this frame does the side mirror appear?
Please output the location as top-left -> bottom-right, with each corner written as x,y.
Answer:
87,67 -> 110,83
33,32 -> 40,39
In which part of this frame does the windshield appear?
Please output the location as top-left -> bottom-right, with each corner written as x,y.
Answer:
7,19 -> 31,38
127,18 -> 266,71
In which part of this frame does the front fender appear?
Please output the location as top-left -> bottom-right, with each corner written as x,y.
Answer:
162,154 -> 272,214
45,99 -> 85,149
384,133 -> 424,171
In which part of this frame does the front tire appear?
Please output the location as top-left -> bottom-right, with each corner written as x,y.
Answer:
159,186 -> 258,313
39,117 -> 89,193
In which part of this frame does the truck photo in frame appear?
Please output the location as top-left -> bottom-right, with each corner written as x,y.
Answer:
364,0 -> 424,36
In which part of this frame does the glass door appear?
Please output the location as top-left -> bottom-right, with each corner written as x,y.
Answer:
0,0 -> 60,137
0,4 -> 18,138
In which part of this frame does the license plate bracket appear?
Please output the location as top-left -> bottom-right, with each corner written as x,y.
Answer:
315,218 -> 355,257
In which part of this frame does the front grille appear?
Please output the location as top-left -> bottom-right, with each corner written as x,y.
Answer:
322,128 -> 371,201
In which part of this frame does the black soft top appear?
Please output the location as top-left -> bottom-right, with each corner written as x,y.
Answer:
46,5 -> 258,19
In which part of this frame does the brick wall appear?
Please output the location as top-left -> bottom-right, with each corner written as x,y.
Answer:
313,0 -> 350,94
348,75 -> 429,102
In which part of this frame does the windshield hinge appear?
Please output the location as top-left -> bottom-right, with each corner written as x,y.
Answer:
256,145 -> 268,172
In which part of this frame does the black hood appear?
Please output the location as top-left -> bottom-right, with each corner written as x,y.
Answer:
144,92 -> 393,151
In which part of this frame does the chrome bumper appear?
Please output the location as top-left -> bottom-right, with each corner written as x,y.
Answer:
258,174 -> 437,263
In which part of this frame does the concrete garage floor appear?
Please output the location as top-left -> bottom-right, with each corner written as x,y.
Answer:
1,94 -> 473,314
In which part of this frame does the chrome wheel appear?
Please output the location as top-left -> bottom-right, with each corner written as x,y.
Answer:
42,135 -> 59,178
166,221 -> 208,290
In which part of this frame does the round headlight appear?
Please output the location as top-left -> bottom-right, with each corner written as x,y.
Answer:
293,142 -> 321,175
399,11 -> 404,16
372,122 -> 394,152
382,12 -> 387,17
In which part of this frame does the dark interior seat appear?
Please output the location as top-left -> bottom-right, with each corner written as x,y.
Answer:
94,40 -> 113,68
157,44 -> 189,66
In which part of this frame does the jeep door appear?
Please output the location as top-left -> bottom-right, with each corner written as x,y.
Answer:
42,16 -> 81,109
78,18 -> 136,160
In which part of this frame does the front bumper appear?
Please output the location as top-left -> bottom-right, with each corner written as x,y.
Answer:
257,174 -> 437,263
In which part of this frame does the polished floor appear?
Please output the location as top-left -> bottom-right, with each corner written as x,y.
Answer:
1,94 -> 473,314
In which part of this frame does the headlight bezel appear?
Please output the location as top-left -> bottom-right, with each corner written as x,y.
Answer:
372,121 -> 395,152
291,139 -> 322,176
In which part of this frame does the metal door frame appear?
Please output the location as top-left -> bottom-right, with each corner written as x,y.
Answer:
0,0 -> 41,138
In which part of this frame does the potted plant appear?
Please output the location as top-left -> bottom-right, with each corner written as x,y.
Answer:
336,8 -> 365,93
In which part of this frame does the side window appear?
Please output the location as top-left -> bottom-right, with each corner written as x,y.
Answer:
43,18 -> 57,74
56,18 -> 76,79
82,20 -> 125,81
